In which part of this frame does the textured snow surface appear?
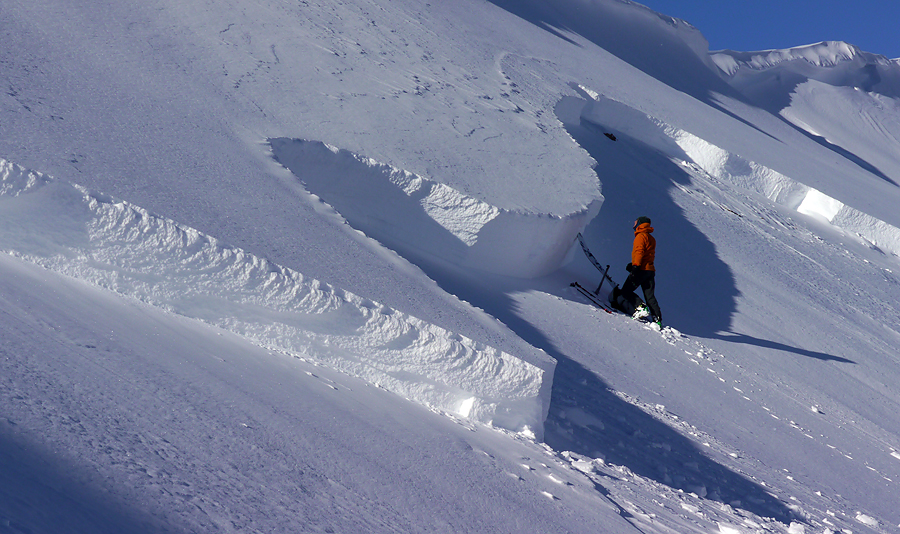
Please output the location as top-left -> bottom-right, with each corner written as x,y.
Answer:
0,158 -> 553,435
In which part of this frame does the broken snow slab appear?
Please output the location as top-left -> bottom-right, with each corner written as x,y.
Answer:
270,138 -> 602,278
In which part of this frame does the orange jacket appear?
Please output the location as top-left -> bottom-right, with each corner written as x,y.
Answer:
631,223 -> 656,271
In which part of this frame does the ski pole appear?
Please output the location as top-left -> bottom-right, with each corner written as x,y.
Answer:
595,264 -> 610,295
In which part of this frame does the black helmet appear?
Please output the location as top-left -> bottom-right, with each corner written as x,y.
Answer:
633,216 -> 651,230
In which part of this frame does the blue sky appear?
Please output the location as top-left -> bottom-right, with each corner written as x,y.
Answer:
635,0 -> 900,59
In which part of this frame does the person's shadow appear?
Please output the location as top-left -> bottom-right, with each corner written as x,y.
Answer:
557,95 -> 856,366
410,256 -> 796,524
556,95 -> 737,339
546,352 -> 797,523
712,332 -> 855,363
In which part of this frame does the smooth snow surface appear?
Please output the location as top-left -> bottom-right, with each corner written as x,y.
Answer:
3,0 -> 900,533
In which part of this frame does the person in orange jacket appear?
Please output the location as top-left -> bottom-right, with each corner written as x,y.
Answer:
621,216 -> 662,325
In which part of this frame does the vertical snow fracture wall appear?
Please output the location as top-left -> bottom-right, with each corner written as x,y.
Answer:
0,158 -> 554,438
269,138 -> 602,279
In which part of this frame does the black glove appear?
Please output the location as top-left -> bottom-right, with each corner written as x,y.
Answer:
625,263 -> 634,272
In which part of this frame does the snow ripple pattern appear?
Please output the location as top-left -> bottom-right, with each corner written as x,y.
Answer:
0,158 -> 549,436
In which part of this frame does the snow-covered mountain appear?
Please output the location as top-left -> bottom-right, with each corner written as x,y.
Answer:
713,41 -> 900,191
2,0 -> 900,532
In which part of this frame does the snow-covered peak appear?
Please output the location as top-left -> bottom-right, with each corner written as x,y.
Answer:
712,41 -> 900,98
708,40 -> 900,189
714,41 -> 864,72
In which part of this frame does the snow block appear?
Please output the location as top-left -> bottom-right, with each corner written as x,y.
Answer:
269,138 -> 602,279
0,158 -> 554,438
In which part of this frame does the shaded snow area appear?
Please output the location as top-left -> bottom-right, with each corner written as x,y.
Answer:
269,138 -> 601,278
4,0 -> 900,532
575,87 -> 900,258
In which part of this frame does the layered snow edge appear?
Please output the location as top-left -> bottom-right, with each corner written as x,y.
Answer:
269,138 -> 602,279
0,158 -> 553,437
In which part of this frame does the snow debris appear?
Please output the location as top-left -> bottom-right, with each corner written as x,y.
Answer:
854,512 -> 878,527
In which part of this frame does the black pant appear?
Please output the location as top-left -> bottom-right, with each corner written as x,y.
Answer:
621,269 -> 661,321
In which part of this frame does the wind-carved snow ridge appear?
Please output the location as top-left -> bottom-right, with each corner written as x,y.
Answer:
269,138 -> 602,278
0,158 -> 552,438
576,88 -> 900,258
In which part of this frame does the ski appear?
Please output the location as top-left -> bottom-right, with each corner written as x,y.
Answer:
573,281 -> 662,325
570,282 -> 613,314
575,232 -> 618,289
575,234 -> 664,329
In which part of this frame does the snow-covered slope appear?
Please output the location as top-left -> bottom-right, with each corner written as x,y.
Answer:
0,158 -> 553,436
3,0 -> 900,532
0,247 -> 629,533
713,41 -> 900,188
